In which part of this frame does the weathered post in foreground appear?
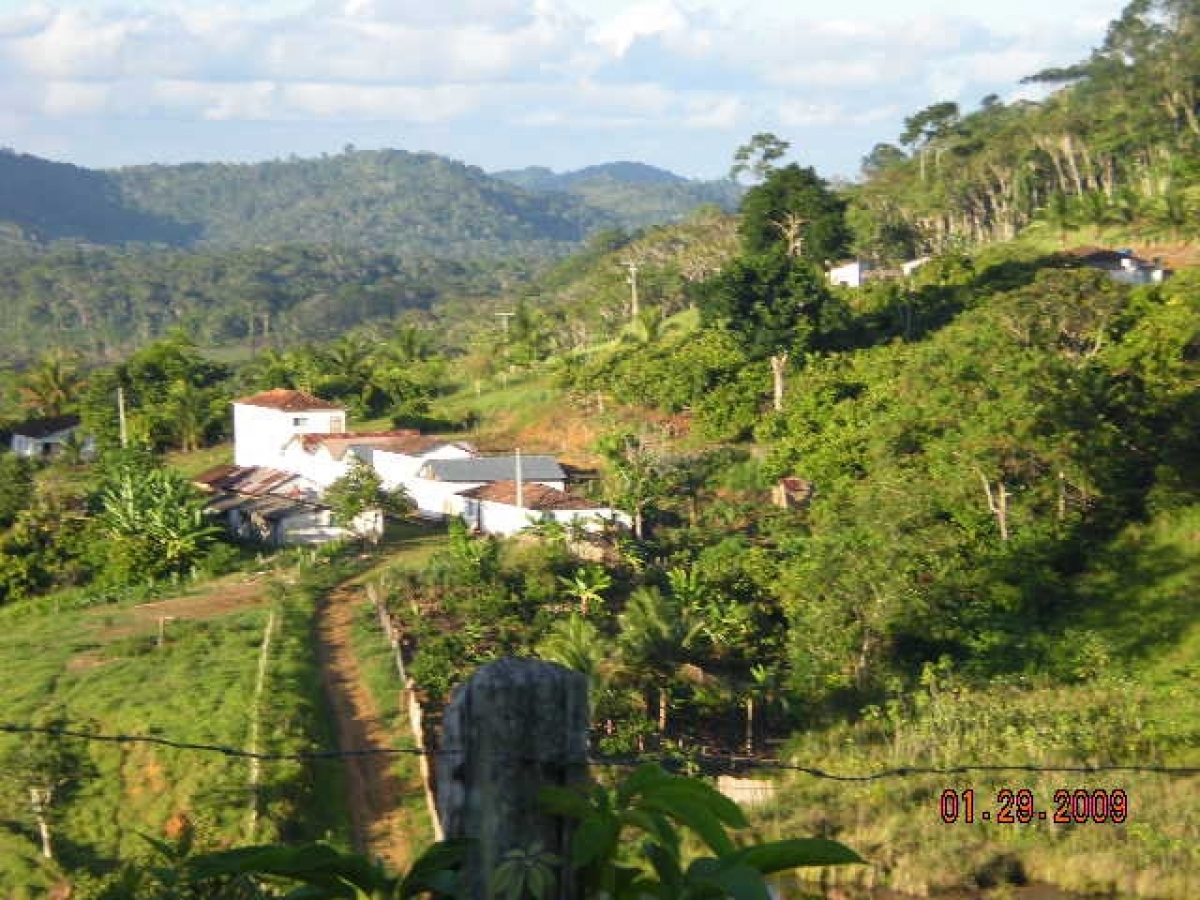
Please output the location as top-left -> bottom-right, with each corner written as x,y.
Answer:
437,658 -> 589,900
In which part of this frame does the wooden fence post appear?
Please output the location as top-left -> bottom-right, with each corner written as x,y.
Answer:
437,658 -> 589,900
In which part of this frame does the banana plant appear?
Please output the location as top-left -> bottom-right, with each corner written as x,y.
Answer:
540,763 -> 861,900
181,839 -> 469,900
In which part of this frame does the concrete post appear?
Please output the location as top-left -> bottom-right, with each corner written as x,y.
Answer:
437,658 -> 589,900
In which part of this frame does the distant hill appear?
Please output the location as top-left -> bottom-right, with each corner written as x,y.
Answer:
0,150 -> 197,245
0,149 -> 738,259
492,161 -> 743,230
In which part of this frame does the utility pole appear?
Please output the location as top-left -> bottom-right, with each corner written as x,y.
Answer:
625,262 -> 640,321
495,311 -> 515,339
116,386 -> 128,449
514,447 -> 524,511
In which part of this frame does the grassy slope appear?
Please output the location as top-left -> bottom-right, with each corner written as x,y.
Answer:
0,565 -> 353,889
755,505 -> 1200,898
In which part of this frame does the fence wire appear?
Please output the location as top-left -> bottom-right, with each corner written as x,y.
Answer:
3,722 -> 1197,779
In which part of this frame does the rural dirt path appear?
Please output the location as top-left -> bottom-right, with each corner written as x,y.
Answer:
315,579 -> 416,871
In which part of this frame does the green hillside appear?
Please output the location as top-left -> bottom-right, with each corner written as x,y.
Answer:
0,148 -> 741,261
848,0 -> 1200,260
492,162 -> 743,229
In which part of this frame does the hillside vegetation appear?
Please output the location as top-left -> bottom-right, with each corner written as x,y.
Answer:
849,0 -> 1200,259
0,148 -> 737,260
0,0 -> 1196,894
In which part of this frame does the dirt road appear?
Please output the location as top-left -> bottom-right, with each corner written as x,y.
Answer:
315,581 -> 416,870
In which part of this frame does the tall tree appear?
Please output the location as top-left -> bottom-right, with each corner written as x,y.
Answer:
738,164 -> 850,265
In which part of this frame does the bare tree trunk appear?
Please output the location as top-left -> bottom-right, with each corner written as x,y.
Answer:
744,696 -> 755,755
30,788 -> 52,859
770,353 -> 788,413
658,686 -> 669,733
978,471 -> 1010,542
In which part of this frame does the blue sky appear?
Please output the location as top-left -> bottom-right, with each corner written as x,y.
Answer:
0,0 -> 1126,179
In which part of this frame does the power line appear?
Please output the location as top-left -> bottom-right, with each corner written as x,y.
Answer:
3,723 -> 1197,779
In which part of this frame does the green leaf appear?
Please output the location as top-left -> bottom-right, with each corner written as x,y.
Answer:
539,784 -> 596,820
570,815 -> 620,868
735,838 -> 864,871
646,780 -> 748,830
398,839 -> 467,898
640,793 -> 734,857
618,763 -> 674,802
700,862 -> 771,900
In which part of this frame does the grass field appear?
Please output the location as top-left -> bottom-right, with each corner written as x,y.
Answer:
754,506 -> 1200,899
0,563 -> 353,890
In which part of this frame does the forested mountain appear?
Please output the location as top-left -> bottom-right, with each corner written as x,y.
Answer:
0,148 -> 736,259
0,150 -> 196,245
110,149 -> 605,258
849,0 -> 1200,259
493,161 -> 743,230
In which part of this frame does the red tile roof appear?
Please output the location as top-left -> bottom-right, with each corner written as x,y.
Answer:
234,389 -> 344,412
294,430 -> 461,459
458,480 -> 602,511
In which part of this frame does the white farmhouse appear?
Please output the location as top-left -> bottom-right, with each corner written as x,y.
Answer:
191,463 -> 378,546
458,481 -> 630,536
828,260 -> 867,288
233,389 -> 346,468
10,415 -> 92,459
413,455 -> 567,519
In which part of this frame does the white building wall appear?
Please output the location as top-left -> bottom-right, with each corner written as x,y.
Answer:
370,444 -> 475,491
547,508 -> 633,533
407,478 -> 481,519
828,261 -> 864,288
233,404 -> 344,468
11,428 -> 77,458
276,510 -> 348,546
277,440 -> 351,487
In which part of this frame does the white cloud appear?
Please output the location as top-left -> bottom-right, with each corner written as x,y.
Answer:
682,95 -> 741,129
587,0 -> 689,57
0,0 -> 1128,175
41,79 -> 111,116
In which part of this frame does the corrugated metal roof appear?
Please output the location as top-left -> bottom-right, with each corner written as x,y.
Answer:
420,455 -> 565,483
294,430 -> 464,460
11,414 -> 81,439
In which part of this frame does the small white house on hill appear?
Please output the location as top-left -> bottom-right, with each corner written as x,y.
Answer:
458,481 -> 630,536
10,415 -> 91,459
414,455 -> 567,519
233,389 -> 346,468
828,260 -> 867,288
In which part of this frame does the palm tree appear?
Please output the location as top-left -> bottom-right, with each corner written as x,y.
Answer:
558,565 -> 612,617
536,614 -> 611,704
617,586 -> 701,733
18,350 -> 82,418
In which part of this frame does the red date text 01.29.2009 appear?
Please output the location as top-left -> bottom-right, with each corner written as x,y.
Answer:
939,788 -> 1128,824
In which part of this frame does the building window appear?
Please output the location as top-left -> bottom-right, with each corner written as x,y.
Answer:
293,417 -> 309,427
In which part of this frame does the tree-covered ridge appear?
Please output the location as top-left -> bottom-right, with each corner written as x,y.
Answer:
0,243 -> 515,363
492,162 -> 744,230
0,150 -> 196,245
0,147 -> 740,260
110,148 -> 606,257
850,0 -> 1200,259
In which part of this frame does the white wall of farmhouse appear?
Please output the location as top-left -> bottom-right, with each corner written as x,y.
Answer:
367,444 -> 475,490
459,499 -> 631,536
278,440 -> 352,488
233,404 -> 345,468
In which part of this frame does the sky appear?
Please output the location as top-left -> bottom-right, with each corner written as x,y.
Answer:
0,0 -> 1128,180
